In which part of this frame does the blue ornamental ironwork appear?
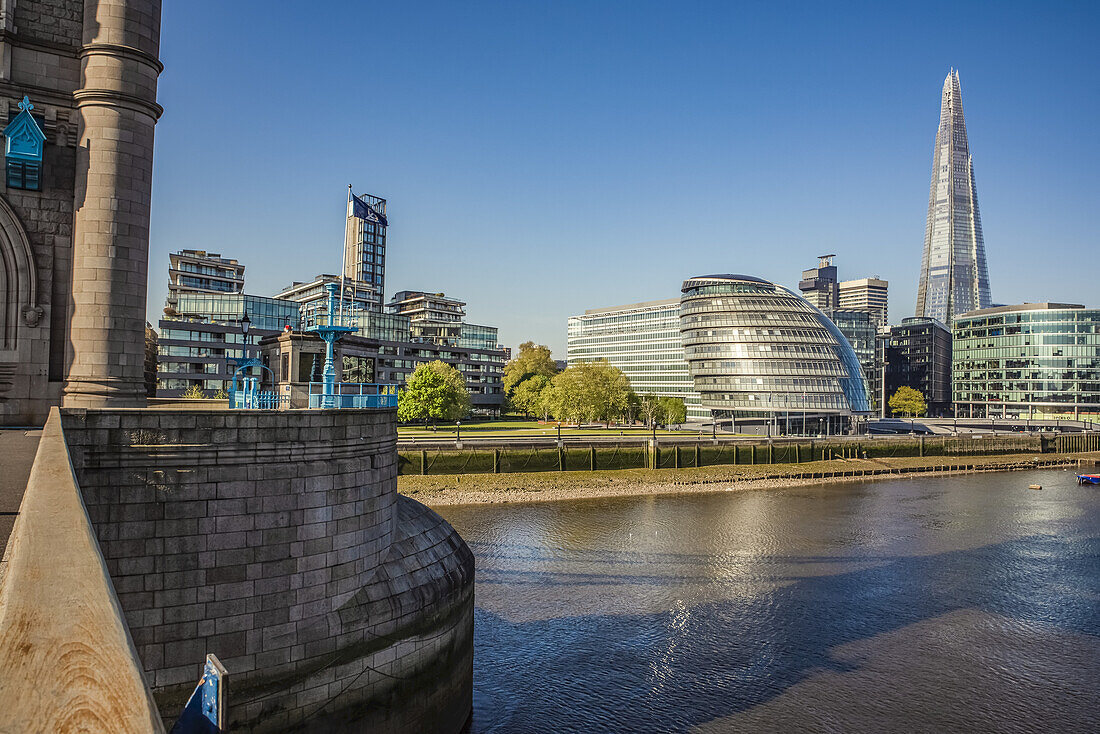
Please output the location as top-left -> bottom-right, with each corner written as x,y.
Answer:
308,282 -> 356,408
3,96 -> 46,163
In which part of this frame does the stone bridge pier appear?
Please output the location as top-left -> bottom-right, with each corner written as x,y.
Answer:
60,407 -> 474,733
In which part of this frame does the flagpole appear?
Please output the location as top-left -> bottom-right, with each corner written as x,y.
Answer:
341,184 -> 352,325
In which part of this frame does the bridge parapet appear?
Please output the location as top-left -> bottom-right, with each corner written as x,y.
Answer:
0,408 -> 165,732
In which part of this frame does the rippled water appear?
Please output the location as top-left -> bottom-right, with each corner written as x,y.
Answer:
438,469 -> 1100,733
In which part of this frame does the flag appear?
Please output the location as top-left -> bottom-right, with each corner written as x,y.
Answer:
352,193 -> 388,227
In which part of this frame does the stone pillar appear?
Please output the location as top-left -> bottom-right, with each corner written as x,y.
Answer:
63,1 -> 163,407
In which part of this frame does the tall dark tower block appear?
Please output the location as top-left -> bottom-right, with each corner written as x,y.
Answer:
63,0 -> 163,407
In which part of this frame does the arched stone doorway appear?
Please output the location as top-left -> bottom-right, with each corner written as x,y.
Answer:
0,194 -> 43,421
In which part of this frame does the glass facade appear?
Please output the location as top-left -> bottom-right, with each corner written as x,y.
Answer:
343,193 -> 388,305
173,293 -> 300,331
824,309 -> 875,400
459,323 -> 500,351
680,275 -> 871,419
157,294 -> 300,396
915,70 -> 992,324
885,317 -> 953,416
953,304 -> 1100,420
567,299 -> 706,420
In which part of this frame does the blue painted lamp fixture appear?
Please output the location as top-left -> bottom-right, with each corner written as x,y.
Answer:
3,96 -> 46,190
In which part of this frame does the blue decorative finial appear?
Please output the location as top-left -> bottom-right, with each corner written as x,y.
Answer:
17,96 -> 32,113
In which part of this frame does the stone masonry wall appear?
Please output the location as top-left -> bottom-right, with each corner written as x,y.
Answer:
60,407 -> 474,732
0,0 -> 84,424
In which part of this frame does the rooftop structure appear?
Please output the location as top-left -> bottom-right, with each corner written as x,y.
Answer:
387,291 -> 467,347
167,250 -> 244,307
798,254 -> 839,310
915,70 -> 992,324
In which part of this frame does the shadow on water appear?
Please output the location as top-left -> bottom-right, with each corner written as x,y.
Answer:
468,532 -> 1100,733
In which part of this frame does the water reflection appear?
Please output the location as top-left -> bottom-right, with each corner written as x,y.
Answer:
440,470 -> 1100,733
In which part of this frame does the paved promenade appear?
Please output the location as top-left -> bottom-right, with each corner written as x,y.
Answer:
0,428 -> 40,554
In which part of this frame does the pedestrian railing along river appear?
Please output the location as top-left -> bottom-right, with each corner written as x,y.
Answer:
398,431 -> 1100,476
308,382 -> 399,409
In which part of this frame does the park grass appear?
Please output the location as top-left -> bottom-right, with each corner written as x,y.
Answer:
397,419 -> 680,438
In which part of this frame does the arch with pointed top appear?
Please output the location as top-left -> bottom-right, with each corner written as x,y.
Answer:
0,193 -> 38,351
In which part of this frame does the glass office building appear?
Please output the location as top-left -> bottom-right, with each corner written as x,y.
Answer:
825,309 -> 875,399
915,70 -> 992,324
567,299 -> 706,420
953,303 -> 1100,420
885,317 -> 953,416
342,192 -> 387,308
680,275 -> 870,431
157,293 -> 301,394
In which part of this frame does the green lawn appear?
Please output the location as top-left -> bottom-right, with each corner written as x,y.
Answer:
397,420 -> 703,438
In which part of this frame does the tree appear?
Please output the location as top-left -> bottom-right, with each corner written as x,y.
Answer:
623,391 -> 641,425
889,386 -> 927,418
503,342 -> 559,396
544,360 -> 632,427
510,374 -> 551,417
589,361 -> 631,426
398,361 -> 471,425
658,396 -> 687,426
638,394 -> 663,427
181,384 -> 206,399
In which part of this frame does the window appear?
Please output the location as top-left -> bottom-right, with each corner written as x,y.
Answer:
6,159 -> 40,190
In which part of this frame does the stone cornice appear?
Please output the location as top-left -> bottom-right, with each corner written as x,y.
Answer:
72,88 -> 163,120
79,42 -> 164,74
73,436 -> 396,471
0,29 -> 80,58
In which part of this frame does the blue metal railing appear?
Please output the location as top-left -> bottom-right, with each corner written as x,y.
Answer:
307,382 -> 398,409
230,390 -> 286,410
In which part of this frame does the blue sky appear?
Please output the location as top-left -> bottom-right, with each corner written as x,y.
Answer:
149,1 -> 1100,358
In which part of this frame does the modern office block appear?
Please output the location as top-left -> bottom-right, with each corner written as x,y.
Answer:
883,317 -> 953,416
276,274 -> 381,328
680,274 -> 870,432
167,250 -> 244,302
915,70 -> 992,324
826,309 -> 876,400
342,192 -> 387,309
387,291 -> 468,346
567,299 -> 705,420
157,293 -> 300,395
798,254 -> 839,310
839,277 -> 889,328
953,303 -> 1100,420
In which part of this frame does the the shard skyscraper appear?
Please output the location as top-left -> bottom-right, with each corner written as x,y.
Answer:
915,70 -> 992,324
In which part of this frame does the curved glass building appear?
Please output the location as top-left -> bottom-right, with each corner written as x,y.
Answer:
680,275 -> 870,430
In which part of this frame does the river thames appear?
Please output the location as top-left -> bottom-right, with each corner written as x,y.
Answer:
438,468 -> 1099,733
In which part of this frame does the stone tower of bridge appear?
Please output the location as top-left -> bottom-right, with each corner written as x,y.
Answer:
63,0 -> 162,407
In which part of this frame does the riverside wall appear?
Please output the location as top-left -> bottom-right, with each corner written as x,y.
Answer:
59,407 -> 473,733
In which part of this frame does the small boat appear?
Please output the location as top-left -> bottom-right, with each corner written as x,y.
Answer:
1076,474 -> 1100,485
1029,484 -> 1042,490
